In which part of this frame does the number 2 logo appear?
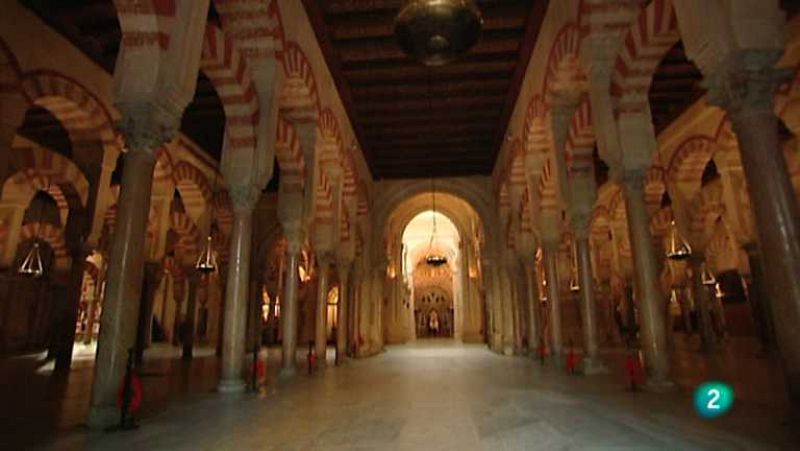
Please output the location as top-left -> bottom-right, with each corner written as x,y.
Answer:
694,382 -> 733,418
706,388 -> 721,410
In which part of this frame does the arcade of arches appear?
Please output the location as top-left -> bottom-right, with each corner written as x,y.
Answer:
2,0 -> 800,448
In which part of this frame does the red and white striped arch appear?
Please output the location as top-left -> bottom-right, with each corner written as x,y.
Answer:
170,210 -> 201,260
281,42 -> 320,114
543,24 -> 585,99
173,160 -> 212,220
213,0 -> 285,62
538,158 -> 559,214
275,115 -> 305,192
114,0 -> 176,51
153,145 -> 175,188
7,144 -> 90,208
19,70 -> 118,155
666,136 -> 716,200
315,169 -> 334,224
610,0 -> 680,115
201,25 -> 259,155
523,95 -> 551,155
565,99 -> 596,176
520,186 -> 534,234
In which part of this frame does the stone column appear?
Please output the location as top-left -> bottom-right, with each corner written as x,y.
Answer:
88,104 -> 178,427
689,255 -> 715,353
621,170 -> 674,390
314,256 -> 330,367
336,262 -> 350,364
218,186 -> 259,393
52,247 -> 89,372
743,243 -> 777,353
134,262 -> 163,364
708,52 -> 800,403
279,228 -> 303,378
542,240 -> 563,364
575,230 -> 608,374
523,261 -> 540,357
83,260 -> 105,345
182,271 -> 199,360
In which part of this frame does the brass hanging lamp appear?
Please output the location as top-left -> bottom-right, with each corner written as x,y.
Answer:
425,180 -> 448,267
665,220 -> 692,260
701,262 -> 716,286
19,187 -> 49,278
195,175 -> 218,274
395,0 -> 483,66
19,242 -> 44,278
569,242 -> 580,293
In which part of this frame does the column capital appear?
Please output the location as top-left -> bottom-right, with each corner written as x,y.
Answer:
117,101 -> 181,154
228,184 -> 261,215
619,168 -> 647,193
284,226 -> 305,254
706,50 -> 793,118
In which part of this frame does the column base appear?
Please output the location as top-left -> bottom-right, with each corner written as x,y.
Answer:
644,377 -> 678,393
502,345 -> 514,356
87,405 -> 119,429
581,357 -> 610,375
278,365 -> 296,380
218,378 -> 246,394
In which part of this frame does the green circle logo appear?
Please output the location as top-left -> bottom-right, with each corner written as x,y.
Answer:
694,381 -> 734,418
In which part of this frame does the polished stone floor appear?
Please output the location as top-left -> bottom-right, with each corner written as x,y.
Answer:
26,340 -> 798,450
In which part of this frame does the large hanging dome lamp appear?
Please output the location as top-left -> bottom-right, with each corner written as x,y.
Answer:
395,0 -> 484,66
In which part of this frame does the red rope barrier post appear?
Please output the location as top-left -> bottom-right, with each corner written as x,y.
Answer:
307,341 -> 317,375
113,348 -> 141,430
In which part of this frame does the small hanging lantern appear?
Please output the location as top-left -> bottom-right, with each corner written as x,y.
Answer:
665,220 -> 692,260
714,282 -> 724,299
19,241 -> 44,278
569,242 -> 580,292
701,263 -> 716,286
195,235 -> 217,274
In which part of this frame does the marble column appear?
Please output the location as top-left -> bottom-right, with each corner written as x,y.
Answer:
134,262 -> 162,364
336,263 -> 350,364
314,256 -> 330,367
743,243 -> 777,353
280,229 -> 303,378
348,266 -> 360,356
88,106 -> 177,427
621,170 -> 674,390
575,232 -> 608,374
523,261 -> 540,356
53,246 -> 90,372
708,53 -> 800,403
542,240 -> 563,364
689,255 -> 715,354
182,271 -> 199,360
83,260 -> 105,345
218,187 -> 258,393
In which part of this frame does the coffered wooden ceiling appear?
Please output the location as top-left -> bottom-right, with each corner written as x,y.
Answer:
303,0 -> 549,179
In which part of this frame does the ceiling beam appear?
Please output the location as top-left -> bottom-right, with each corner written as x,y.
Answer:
344,60 -> 516,84
351,78 -> 509,99
335,30 -> 522,63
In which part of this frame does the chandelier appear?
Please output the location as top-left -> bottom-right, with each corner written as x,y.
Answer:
395,0 -> 483,66
195,174 -> 219,273
701,263 -> 716,286
665,220 -> 692,260
425,180 -> 448,267
19,187 -> 50,278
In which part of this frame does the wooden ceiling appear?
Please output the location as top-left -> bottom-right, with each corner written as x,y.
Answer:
304,0 -> 548,179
